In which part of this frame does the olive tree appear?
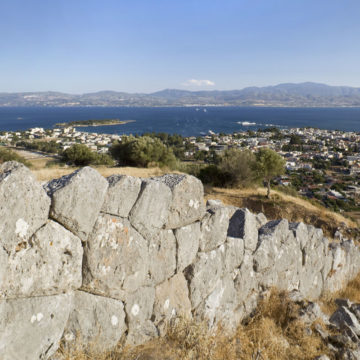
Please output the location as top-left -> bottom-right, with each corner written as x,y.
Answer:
253,148 -> 285,198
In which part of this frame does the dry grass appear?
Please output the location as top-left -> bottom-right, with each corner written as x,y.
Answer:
55,290 -> 332,360
205,186 -> 356,238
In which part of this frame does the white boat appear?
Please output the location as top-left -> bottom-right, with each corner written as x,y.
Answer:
239,121 -> 256,126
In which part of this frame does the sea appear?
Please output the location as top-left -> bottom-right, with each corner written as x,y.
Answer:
1,106 -> 360,136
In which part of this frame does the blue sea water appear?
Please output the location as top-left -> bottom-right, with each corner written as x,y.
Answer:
1,107 -> 360,136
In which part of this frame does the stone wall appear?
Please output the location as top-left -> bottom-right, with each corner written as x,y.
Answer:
1,161 -> 360,360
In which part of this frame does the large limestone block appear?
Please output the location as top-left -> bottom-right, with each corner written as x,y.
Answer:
234,250 -> 260,313
0,161 -> 50,252
101,175 -> 142,217
153,273 -> 192,335
195,275 -> 240,329
253,220 -> 290,273
224,236 -> 245,273
0,221 -> 83,299
0,294 -> 72,360
185,247 -> 225,309
200,207 -> 230,252
228,208 -> 258,252
82,214 -> 149,298
174,222 -> 201,272
45,167 -> 108,241
289,222 -> 309,249
323,242 -> 358,294
156,174 -> 206,229
254,220 -> 302,291
148,230 -> 177,285
63,291 -> 126,352
300,228 -> 328,299
125,287 -> 157,346
129,179 -> 172,238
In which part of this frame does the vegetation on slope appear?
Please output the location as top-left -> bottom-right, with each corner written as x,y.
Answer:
205,186 -> 357,240
0,147 -> 31,167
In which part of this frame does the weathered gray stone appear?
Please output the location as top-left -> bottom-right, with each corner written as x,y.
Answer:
223,236 -> 244,273
254,219 -> 288,274
0,293 -> 72,360
350,303 -> 360,321
0,161 -> 50,252
63,291 -> 126,352
185,247 -> 224,309
153,273 -> 192,335
82,214 -> 149,298
300,233 -> 328,299
289,222 -> 309,249
200,207 -> 230,252
101,175 -> 142,217
195,274 -> 239,329
330,306 -> 360,337
129,179 -> 172,238
125,287 -> 157,345
234,250 -> 257,297
228,208 -> 258,252
0,221 -> 83,299
206,199 -> 223,208
126,320 -> 158,346
156,174 -> 206,229
255,212 -> 267,229
45,167 -> 108,241
148,230 -> 177,285
253,220 -> 302,291
174,222 -> 200,272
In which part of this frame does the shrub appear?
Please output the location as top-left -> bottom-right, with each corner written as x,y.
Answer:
197,149 -> 256,188
110,136 -> 177,168
218,148 -> 256,187
0,147 -> 31,167
62,144 -> 114,166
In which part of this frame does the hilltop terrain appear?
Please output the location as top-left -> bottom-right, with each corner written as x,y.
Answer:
2,82 -> 360,107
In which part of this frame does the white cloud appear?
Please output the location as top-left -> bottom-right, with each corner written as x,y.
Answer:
182,79 -> 215,87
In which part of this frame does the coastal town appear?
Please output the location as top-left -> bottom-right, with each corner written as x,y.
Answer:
1,124 -> 360,215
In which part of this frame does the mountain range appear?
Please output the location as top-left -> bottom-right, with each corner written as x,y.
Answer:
2,82 -> 360,107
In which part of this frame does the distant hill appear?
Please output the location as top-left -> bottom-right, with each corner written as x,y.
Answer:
2,82 -> 360,107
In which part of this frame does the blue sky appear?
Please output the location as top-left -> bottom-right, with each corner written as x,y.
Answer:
1,0 -> 360,93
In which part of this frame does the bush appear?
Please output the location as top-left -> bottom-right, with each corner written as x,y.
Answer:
16,140 -> 62,154
0,147 -> 31,167
218,148 -> 256,187
197,165 -> 231,187
62,144 -> 114,166
110,136 -> 177,168
197,149 -> 256,188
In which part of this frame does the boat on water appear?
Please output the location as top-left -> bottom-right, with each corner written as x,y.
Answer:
239,121 -> 256,126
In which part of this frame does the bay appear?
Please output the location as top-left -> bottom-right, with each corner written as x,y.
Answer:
1,106 -> 360,136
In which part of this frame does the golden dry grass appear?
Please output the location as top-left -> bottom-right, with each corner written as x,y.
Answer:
31,165 -> 177,182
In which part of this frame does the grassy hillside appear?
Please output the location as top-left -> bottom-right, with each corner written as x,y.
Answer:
205,186 -> 358,240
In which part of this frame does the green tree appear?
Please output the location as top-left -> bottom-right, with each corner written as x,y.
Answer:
218,148 -> 256,187
110,136 -> 177,168
62,144 -> 114,166
253,148 -> 285,198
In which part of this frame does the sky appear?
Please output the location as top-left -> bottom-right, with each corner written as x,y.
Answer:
1,0 -> 360,93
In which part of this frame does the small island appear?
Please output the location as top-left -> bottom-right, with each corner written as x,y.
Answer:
55,119 -> 135,127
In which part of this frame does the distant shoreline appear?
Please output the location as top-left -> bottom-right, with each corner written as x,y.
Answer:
55,119 -> 136,127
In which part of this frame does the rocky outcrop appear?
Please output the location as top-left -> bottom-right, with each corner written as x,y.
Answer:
1,162 -> 360,359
